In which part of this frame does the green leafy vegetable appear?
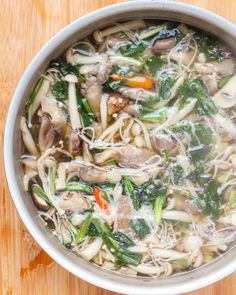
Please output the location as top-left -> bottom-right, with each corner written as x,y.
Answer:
76,90 -> 96,126
119,42 -> 146,57
52,80 -> 68,101
25,77 -> 44,115
121,177 -> 167,210
187,165 -> 210,186
129,218 -> 150,238
76,214 -> 92,243
139,107 -> 168,122
194,33 -> 226,62
91,219 -> 142,266
154,196 -> 165,224
229,192 -> 236,206
171,163 -> 185,185
158,74 -> 176,100
178,78 -> 218,116
113,231 -> 135,248
146,56 -> 166,77
161,148 -> 170,163
103,78 -> 125,92
194,179 -> 223,220
218,75 -> 232,89
139,22 -> 172,40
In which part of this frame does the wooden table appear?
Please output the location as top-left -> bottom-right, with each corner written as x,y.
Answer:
1,0 -> 236,294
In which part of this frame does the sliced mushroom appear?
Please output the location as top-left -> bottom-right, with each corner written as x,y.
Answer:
58,191 -> 90,210
53,148 -> 73,163
20,117 -> 39,156
32,191 -> 49,211
107,92 -> 129,116
151,133 -> 177,156
93,20 -> 146,43
212,74 -> 236,108
151,37 -> 176,54
21,155 -> 37,171
38,113 -> 56,152
81,76 -> 102,116
95,145 -> 154,168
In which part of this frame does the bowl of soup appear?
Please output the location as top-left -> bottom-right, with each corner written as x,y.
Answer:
4,1 -> 236,294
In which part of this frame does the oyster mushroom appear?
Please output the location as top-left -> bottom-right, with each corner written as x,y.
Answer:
38,113 -> 56,152
94,145 -> 154,168
20,117 -> 39,156
93,19 -> 146,43
79,166 -> 121,184
83,142 -> 94,163
117,87 -> 155,102
21,155 -> 38,191
58,191 -> 90,211
41,96 -> 67,129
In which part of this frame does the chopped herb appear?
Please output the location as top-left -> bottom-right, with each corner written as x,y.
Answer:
103,78 -> 125,92
76,90 -> 96,126
194,33 -> 226,62
161,147 -> 170,163
146,56 -> 166,77
194,179 -> 223,220
171,163 -> 185,185
178,78 -> 218,116
158,74 -> 176,100
119,42 -> 146,57
32,184 -> 52,206
76,214 -> 92,243
129,218 -> 150,238
52,80 -> 68,101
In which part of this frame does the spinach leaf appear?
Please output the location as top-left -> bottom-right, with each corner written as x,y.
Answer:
119,42 -> 146,57
178,78 -> 218,116
171,163 -> 185,185
122,177 -> 167,210
113,231 -> 135,248
91,219 -> 142,266
129,218 -> 150,239
146,56 -> 166,77
194,179 -> 223,220
194,33 -> 226,62
52,80 -> 68,101
187,165 -> 210,186
25,77 -> 44,115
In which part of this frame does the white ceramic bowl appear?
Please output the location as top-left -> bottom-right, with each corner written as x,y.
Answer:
4,1 -> 236,294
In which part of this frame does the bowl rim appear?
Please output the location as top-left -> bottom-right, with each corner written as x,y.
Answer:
4,1 -> 236,294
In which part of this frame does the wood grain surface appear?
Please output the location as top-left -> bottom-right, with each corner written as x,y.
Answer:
1,1 -> 236,294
